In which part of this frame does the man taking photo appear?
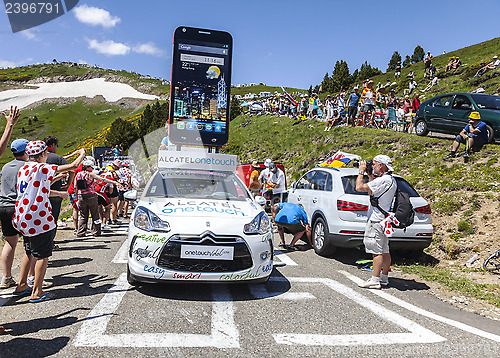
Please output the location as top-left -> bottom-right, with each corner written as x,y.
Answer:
355,155 -> 397,289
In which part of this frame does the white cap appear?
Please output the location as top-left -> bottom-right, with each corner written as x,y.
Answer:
373,154 -> 394,172
82,159 -> 95,168
264,158 -> 272,168
85,155 -> 96,165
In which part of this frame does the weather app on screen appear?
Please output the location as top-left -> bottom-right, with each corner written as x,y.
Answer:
172,41 -> 229,134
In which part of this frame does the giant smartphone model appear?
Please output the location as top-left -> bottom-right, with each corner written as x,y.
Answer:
168,26 -> 233,146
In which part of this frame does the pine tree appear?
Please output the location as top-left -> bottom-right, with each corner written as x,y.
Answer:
387,51 -> 402,71
358,62 -> 382,81
403,55 -> 412,67
331,60 -> 350,92
321,73 -> 331,94
411,45 -> 425,63
105,117 -> 138,151
230,96 -> 241,120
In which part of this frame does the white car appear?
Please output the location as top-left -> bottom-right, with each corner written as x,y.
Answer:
288,167 -> 433,256
127,168 -> 273,285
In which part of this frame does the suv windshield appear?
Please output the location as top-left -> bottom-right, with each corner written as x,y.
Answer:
341,175 -> 419,197
471,94 -> 500,110
144,169 -> 250,201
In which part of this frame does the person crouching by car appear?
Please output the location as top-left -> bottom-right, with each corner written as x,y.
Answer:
13,142 -> 85,302
272,202 -> 312,251
443,111 -> 489,160
355,155 -> 397,289
75,160 -> 121,237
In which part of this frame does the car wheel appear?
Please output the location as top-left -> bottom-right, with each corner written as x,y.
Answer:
312,217 -> 336,257
415,119 -> 429,136
486,124 -> 494,143
127,265 -> 140,286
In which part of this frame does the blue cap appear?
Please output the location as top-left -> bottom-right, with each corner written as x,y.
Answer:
11,138 -> 29,154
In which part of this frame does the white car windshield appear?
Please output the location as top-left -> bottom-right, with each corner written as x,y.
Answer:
144,169 -> 250,201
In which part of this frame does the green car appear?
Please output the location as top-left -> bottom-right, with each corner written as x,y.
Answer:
414,93 -> 500,142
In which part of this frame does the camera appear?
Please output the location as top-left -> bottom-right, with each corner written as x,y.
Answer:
353,159 -> 373,175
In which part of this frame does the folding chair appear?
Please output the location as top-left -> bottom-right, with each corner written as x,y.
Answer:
387,108 -> 404,131
373,111 -> 387,129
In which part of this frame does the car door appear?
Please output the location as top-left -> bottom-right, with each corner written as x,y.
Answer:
288,170 -> 316,221
447,94 -> 473,134
424,95 -> 453,132
309,170 -> 334,221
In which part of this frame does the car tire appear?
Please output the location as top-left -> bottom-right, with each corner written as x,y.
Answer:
415,119 -> 429,136
486,124 -> 494,143
127,266 -> 140,286
312,217 -> 336,257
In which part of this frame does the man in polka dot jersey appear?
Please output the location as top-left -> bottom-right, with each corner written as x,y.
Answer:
12,141 -> 85,303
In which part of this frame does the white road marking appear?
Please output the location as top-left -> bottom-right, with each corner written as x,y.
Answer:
273,249 -> 298,266
339,270 -> 500,343
73,273 -> 239,348
249,284 -> 315,300
269,277 -> 445,346
112,239 -> 128,264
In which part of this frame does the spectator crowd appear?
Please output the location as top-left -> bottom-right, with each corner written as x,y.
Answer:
0,106 -> 140,334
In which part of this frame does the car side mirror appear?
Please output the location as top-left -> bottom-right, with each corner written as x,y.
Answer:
254,196 -> 266,206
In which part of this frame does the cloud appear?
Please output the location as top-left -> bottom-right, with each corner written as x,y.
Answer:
87,39 -> 130,56
20,29 -> 36,40
133,42 -> 164,57
74,4 -> 120,28
0,58 -> 33,68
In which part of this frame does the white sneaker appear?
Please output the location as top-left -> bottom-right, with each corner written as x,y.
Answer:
380,278 -> 389,286
102,224 -> 112,230
358,277 -> 381,289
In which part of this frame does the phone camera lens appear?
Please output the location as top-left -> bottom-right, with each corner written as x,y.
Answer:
182,28 -> 186,32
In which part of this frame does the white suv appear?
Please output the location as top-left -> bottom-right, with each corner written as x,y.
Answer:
288,167 -> 433,256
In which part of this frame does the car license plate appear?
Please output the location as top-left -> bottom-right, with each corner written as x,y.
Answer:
180,245 -> 234,261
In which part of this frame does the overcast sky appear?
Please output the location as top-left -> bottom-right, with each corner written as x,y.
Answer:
1,0 -> 499,89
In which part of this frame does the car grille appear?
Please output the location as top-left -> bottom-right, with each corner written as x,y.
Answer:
157,231 -> 253,272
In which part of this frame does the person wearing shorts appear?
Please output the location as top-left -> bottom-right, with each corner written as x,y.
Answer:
13,141 -> 85,302
0,139 -> 29,289
356,155 -> 397,289
272,202 -> 311,251
444,111 -> 489,160
361,80 -> 376,126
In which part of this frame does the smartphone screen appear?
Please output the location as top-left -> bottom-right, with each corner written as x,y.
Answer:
168,27 -> 233,146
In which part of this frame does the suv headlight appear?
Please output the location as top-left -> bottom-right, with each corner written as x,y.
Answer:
244,212 -> 271,235
134,206 -> 171,232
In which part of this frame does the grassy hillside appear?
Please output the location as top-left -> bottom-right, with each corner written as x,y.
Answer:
223,114 -> 500,308
0,62 -> 170,96
0,99 -> 148,166
370,37 -> 500,98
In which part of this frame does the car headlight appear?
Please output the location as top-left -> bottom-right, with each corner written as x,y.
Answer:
244,212 -> 271,235
134,206 -> 171,232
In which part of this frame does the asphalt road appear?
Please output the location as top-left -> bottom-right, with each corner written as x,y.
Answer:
1,223 -> 499,358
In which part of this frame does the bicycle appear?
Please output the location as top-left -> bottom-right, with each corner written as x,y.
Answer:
483,249 -> 500,272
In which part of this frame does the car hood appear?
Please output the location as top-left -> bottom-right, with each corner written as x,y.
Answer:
138,197 -> 263,221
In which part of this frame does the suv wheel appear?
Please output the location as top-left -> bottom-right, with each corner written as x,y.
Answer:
312,217 -> 336,257
415,119 -> 429,136
486,124 -> 494,143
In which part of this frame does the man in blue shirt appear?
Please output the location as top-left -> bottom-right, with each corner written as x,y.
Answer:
272,202 -> 311,250
347,87 -> 361,127
444,112 -> 489,160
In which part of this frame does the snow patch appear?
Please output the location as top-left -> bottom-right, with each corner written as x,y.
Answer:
0,78 -> 158,111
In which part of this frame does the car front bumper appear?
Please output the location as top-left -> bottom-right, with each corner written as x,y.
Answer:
127,227 -> 274,283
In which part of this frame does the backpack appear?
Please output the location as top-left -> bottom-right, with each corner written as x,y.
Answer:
371,177 -> 415,230
391,188 -> 414,229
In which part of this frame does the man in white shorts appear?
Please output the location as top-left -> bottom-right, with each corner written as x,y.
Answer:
355,155 -> 397,289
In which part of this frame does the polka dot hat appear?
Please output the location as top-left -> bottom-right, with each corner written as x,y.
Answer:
25,140 -> 48,156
